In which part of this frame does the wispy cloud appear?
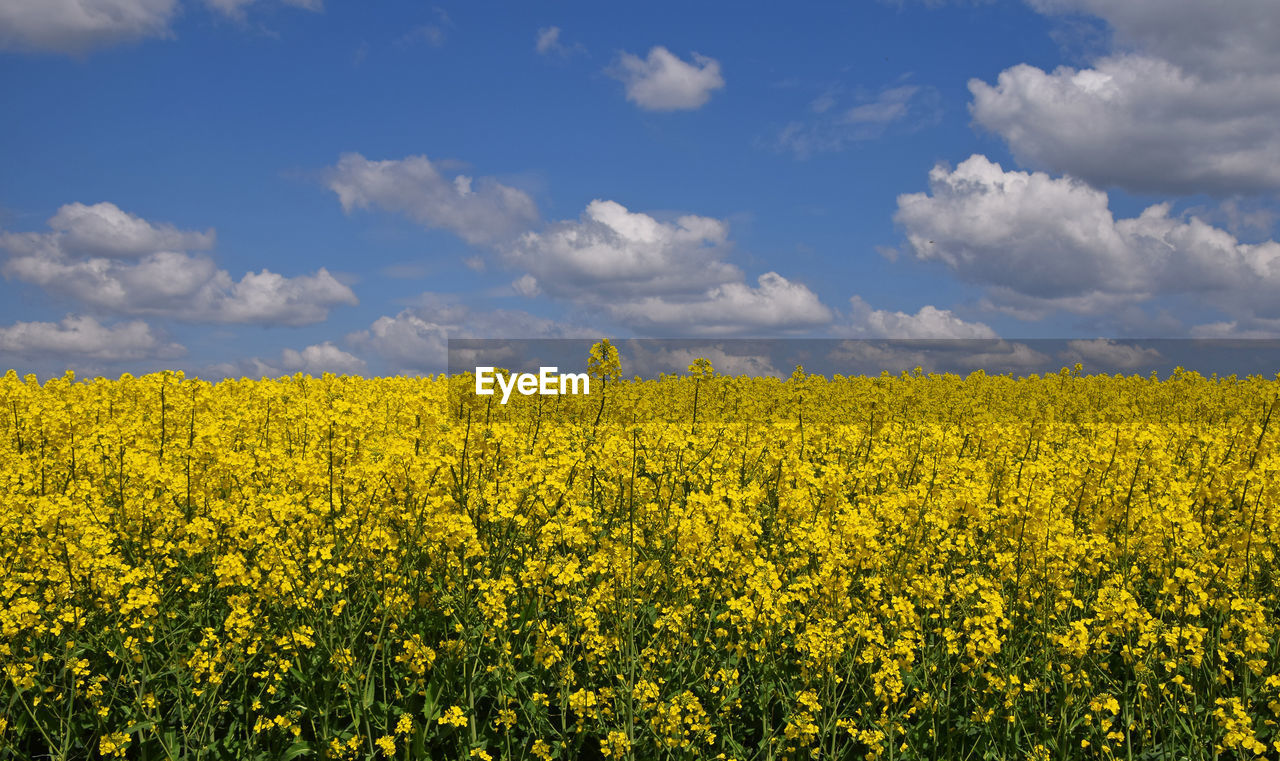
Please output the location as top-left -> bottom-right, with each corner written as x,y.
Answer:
776,82 -> 941,157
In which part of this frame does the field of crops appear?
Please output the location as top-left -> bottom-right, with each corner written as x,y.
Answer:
2,362 -> 1279,760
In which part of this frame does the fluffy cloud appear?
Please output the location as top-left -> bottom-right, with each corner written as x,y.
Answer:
508,200 -> 832,335
1,203 -> 357,325
0,0 -> 323,54
971,1 -> 1280,195
1060,338 -> 1162,369
0,0 -> 176,55
324,149 -> 833,336
347,297 -> 595,374
970,55 -> 1280,195
624,344 -> 782,378
826,339 -> 1049,376
279,341 -> 364,375
508,200 -> 737,299
839,296 -> 998,339
207,341 -> 363,379
511,274 -> 540,297
894,155 -> 1280,322
327,153 -> 539,246
1,202 -> 214,258
0,315 -> 182,361
606,272 -> 832,336
1189,317 -> 1280,339
1027,0 -> 1280,77
610,46 -> 724,111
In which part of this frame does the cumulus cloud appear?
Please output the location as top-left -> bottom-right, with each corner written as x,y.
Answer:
327,153 -> 539,246
778,84 -> 941,158
606,272 -> 832,336
280,341 -> 365,375
0,0 -> 177,55
610,46 -> 724,111
894,155 -> 1280,323
507,199 -> 832,335
1,203 -> 357,326
957,342 -> 1055,373
0,202 -> 214,259
623,343 -> 782,378
1189,318 -> 1280,339
348,297 -> 594,374
1027,0 -> 1280,77
1060,338 -> 1162,369
0,314 -> 183,361
508,200 -> 737,299
969,55 -> 1280,195
839,296 -> 998,339
5,251 -> 357,325
826,339 -> 1049,376
972,1 -> 1280,194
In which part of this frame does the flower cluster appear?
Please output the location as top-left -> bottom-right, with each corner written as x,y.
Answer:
1,364 -> 1277,759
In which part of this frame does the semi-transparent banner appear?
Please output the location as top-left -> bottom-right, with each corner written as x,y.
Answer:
448,338 -> 1280,380
444,338 -> 1280,421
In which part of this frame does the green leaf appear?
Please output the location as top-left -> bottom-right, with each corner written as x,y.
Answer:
281,740 -> 314,760
422,680 -> 441,722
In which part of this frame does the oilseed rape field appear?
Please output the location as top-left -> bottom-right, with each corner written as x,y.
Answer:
2,362 -> 1279,760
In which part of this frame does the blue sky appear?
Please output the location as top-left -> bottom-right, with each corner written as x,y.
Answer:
2,0 -> 1279,377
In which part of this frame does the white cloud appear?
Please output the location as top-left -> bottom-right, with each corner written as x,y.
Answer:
839,295 -> 998,339
0,202 -> 214,259
4,251 -> 357,325
535,26 -> 561,54
846,85 -> 920,124
778,84 -> 940,158
1189,318 -> 1280,339
349,311 -> 448,374
348,298 -> 594,374
605,272 -> 832,336
894,155 -> 1280,324
534,25 -> 582,57
395,8 -> 450,47
825,339 -> 1049,376
327,153 -> 539,246
1027,0 -> 1280,77
972,1 -> 1280,194
969,55 -> 1280,195
511,274 -> 540,297
826,341 -> 933,375
508,199 -> 833,335
507,199 -> 736,299
623,344 -> 782,378
203,0 -> 322,21
0,315 -> 182,361
957,342 -> 1054,373
0,0 -> 177,55
1,203 -> 357,326
610,46 -> 724,111
1060,338 -> 1162,369
280,341 -> 365,375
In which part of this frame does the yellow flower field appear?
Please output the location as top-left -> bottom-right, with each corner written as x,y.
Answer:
1,361 -> 1278,760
